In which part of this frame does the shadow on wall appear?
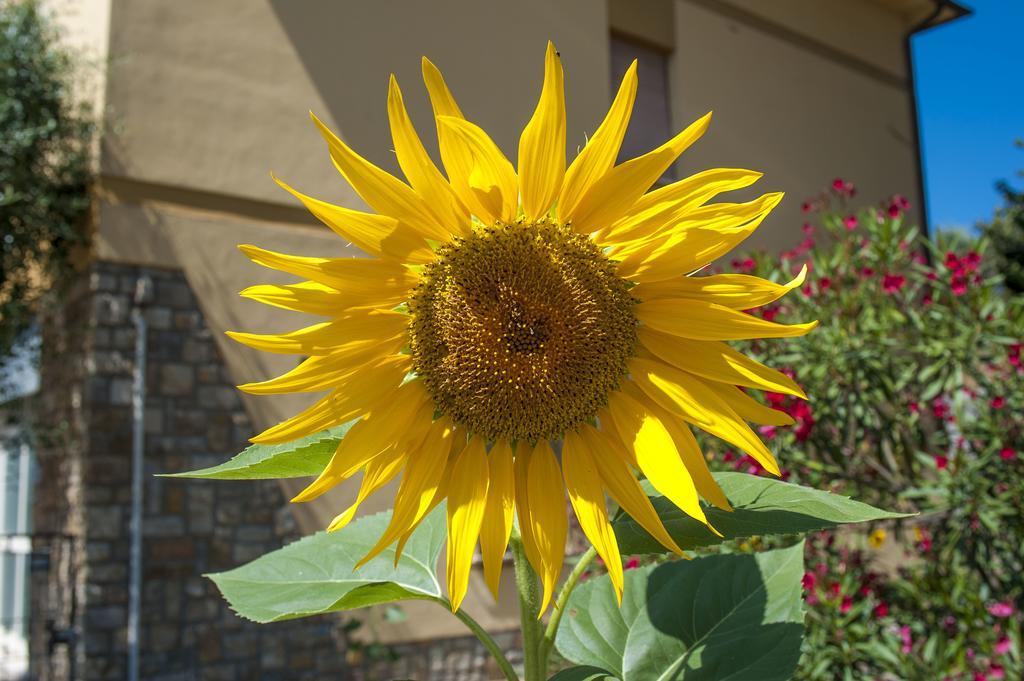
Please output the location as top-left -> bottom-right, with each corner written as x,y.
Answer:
266,0 -> 612,175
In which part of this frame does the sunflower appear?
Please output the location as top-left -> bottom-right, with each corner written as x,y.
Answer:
230,42 -> 815,613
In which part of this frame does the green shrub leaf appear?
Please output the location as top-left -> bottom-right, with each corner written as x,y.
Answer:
162,422 -> 354,479
556,543 -> 805,681
614,471 -> 911,555
207,505 -> 446,622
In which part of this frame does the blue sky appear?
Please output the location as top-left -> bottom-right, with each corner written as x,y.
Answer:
913,0 -> 1023,231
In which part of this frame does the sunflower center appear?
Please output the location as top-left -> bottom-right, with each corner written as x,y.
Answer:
409,219 -> 636,442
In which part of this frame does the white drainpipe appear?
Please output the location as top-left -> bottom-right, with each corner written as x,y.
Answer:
128,275 -> 151,681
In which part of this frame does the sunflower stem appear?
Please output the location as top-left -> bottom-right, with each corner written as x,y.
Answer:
539,546 -> 598,670
510,528 -> 544,681
447,603 -> 520,681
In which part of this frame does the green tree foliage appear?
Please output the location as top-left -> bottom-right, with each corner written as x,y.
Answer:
981,140 -> 1024,293
0,1 -> 94,369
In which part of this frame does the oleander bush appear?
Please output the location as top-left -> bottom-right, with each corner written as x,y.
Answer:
713,180 -> 1024,680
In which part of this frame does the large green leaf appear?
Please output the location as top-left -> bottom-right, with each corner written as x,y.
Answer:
162,422 -> 354,480
614,472 -> 910,555
549,667 -> 619,681
556,543 -> 805,681
207,506 -> 446,622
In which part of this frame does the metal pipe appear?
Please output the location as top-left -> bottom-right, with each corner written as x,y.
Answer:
128,275 -> 151,681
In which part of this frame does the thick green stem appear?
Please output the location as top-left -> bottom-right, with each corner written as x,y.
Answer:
449,604 -> 520,681
539,546 -> 598,670
510,528 -> 545,681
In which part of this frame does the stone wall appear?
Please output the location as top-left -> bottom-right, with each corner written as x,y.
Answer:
28,260 -> 511,681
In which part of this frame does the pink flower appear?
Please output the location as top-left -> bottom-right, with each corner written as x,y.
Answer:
859,266 -> 875,278
802,572 -> 817,590
873,602 -> 889,618
887,203 -> 902,218
944,252 -> 960,269
802,222 -> 815,235
1000,448 -> 1016,461
988,602 -> 1015,618
951,276 -> 968,296
926,271 -> 938,281
909,401 -> 920,414
801,201 -> 814,213
840,596 -> 852,614
819,277 -> 833,292
732,257 -> 756,273
991,396 -> 1005,409
990,664 -> 1006,680
832,178 -> 846,193
843,215 -> 858,230
899,625 -> 913,654
759,425 -> 777,440
625,557 -> 640,570
995,637 -> 1012,655
912,252 -> 927,265
934,455 -> 949,470
828,582 -> 842,598
882,274 -> 906,294
923,293 -> 934,306
932,398 -> 950,421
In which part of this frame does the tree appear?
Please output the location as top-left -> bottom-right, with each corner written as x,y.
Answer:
0,0 -> 94,382
981,140 -> 1024,293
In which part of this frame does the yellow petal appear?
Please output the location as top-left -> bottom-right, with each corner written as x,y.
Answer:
273,175 -> 433,264
291,382 -> 432,503
562,430 -> 624,602
239,352 -> 409,396
525,440 -> 567,615
637,328 -> 806,398
615,193 -> 783,281
605,389 -> 711,529
356,417 -> 455,567
703,381 -> 795,426
513,443 -> 543,573
237,244 -> 420,295
421,56 -> 466,123
628,358 -> 781,476
310,112 -> 451,242
480,439 -> 515,600
387,75 -> 470,237
227,309 -> 408,357
637,297 -> 818,340
326,445 -> 408,532
446,437 -> 490,611
579,425 -> 684,556
559,61 -> 637,221
619,382 -> 731,512
437,116 -> 518,223
568,112 -> 711,235
240,281 -> 342,317
518,41 -> 566,221
598,168 -> 763,246
250,358 -> 411,444
632,265 -> 807,310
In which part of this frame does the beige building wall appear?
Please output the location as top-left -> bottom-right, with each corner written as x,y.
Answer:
57,0 -> 953,644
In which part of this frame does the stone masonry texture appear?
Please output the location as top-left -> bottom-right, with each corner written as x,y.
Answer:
28,260 -> 516,681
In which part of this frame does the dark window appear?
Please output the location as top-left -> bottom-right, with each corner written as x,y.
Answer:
610,34 -> 675,182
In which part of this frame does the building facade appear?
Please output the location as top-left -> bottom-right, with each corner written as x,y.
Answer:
14,0 -> 965,678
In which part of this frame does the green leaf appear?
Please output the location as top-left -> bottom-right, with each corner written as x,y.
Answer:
549,667 -> 620,681
207,505 -> 446,622
614,472 -> 911,555
161,422 -> 354,479
556,543 -> 805,681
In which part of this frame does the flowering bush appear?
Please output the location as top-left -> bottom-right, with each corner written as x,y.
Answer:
719,180 -> 1024,680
